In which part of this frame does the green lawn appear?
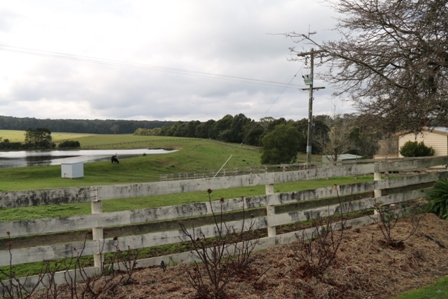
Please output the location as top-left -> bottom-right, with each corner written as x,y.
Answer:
393,276 -> 448,299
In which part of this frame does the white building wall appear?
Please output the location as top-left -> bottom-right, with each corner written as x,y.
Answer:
398,131 -> 448,157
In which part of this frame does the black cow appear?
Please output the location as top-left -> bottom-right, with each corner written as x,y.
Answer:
111,155 -> 119,164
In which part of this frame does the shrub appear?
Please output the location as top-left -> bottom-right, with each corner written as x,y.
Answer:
426,178 -> 448,219
290,185 -> 348,279
58,140 -> 81,149
399,141 -> 435,157
179,190 -> 260,299
370,199 -> 422,248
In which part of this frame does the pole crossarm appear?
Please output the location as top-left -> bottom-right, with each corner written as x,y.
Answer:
301,87 -> 325,91
296,49 -> 327,57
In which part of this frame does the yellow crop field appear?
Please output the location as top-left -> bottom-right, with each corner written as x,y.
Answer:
0,130 -> 93,143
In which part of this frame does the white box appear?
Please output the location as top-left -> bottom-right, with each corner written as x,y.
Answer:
61,162 -> 84,179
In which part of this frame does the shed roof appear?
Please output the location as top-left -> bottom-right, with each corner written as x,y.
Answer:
322,154 -> 363,161
430,127 -> 448,135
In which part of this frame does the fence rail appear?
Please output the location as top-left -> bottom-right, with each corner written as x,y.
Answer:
159,156 -> 443,181
1,156 -> 448,290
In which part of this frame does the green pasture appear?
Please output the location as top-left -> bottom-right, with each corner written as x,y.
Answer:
0,133 -> 262,191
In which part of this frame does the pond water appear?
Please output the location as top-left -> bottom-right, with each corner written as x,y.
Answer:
0,149 -> 176,168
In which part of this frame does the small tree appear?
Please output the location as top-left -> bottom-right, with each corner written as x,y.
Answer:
399,141 -> 435,157
24,127 -> 53,149
260,124 -> 300,164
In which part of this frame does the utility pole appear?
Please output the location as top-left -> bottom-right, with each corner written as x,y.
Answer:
297,48 -> 325,164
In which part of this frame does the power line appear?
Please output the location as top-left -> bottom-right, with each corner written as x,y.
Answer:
240,70 -> 301,145
0,44 -> 301,89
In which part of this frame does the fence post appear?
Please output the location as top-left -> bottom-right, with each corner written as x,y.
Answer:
265,183 -> 276,237
91,187 -> 104,268
374,163 -> 382,215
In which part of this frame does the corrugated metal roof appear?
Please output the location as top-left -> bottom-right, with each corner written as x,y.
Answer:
396,127 -> 448,136
322,154 -> 363,161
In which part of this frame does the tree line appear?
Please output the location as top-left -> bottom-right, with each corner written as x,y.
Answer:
134,113 -> 387,163
0,115 -> 175,134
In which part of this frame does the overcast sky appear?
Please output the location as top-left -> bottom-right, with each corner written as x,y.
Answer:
0,0 -> 354,122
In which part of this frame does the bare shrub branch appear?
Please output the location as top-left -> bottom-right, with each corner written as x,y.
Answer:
370,199 -> 423,248
291,185 -> 349,278
179,190 -> 261,299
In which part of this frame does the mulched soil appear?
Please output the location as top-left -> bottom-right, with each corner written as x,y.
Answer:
31,213 -> 448,299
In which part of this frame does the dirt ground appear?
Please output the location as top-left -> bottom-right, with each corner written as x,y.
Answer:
35,213 -> 448,299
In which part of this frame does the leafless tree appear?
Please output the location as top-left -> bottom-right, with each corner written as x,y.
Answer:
377,135 -> 399,158
288,0 -> 448,134
316,113 -> 355,163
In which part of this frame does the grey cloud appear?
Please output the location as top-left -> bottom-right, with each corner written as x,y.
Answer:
0,9 -> 18,31
0,0 -> 353,122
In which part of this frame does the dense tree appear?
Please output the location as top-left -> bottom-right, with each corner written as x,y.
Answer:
260,124 -> 301,164
24,127 -> 53,149
0,115 -> 175,134
110,124 -> 120,134
227,113 -> 250,143
0,139 -> 22,150
195,120 -> 216,139
264,117 -> 287,134
290,0 -> 448,134
166,121 -> 188,137
210,114 -> 234,140
58,140 -> 81,149
293,117 -> 329,154
185,121 -> 200,138
241,120 -> 264,146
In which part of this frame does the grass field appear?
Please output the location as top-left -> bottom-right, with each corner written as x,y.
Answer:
0,131 -> 263,191
0,130 -> 94,143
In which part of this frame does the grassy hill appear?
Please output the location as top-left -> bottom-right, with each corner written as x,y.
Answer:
0,131 -> 264,192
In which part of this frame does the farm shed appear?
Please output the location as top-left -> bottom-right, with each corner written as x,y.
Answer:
322,153 -> 363,164
398,127 -> 448,157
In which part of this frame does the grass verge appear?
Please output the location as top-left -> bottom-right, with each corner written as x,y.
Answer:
393,276 -> 448,299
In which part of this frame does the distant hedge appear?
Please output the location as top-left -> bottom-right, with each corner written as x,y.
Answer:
58,140 -> 81,149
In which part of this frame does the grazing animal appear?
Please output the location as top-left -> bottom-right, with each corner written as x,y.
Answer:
111,155 -> 119,164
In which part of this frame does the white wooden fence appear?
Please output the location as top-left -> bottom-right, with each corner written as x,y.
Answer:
1,156 -> 447,290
